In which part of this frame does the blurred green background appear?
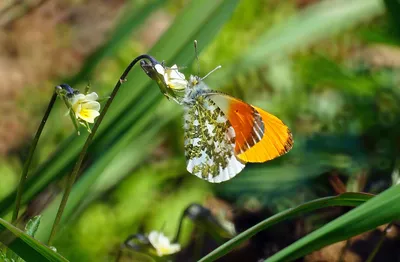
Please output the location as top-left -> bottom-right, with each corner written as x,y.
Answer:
1,0 -> 400,261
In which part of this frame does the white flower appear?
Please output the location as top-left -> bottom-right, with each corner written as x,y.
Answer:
148,231 -> 181,257
154,64 -> 188,90
70,92 -> 101,123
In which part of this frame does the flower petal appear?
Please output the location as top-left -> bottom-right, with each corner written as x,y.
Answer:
148,231 -> 159,247
82,101 -> 101,111
168,243 -> 181,254
77,109 -> 100,123
167,65 -> 185,80
147,231 -> 180,257
72,103 -> 82,118
154,64 -> 165,75
169,79 -> 188,90
70,94 -> 85,106
157,234 -> 170,246
84,92 -> 99,101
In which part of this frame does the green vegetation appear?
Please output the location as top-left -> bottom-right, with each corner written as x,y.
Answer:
1,0 -> 400,261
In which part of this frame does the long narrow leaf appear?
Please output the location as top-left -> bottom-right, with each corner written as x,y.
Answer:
266,185 -> 400,262
0,218 -> 67,262
198,192 -> 372,262
68,0 -> 166,86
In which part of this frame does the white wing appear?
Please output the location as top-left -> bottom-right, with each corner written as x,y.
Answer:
183,95 -> 245,183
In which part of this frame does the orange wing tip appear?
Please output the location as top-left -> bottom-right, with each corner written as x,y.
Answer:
236,131 -> 293,163
281,129 -> 294,154
236,107 -> 294,163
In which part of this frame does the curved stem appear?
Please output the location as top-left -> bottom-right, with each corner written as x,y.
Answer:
173,208 -> 187,243
12,91 -> 58,224
47,54 -> 159,246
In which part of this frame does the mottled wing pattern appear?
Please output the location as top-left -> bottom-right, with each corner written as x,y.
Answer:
183,95 -> 245,183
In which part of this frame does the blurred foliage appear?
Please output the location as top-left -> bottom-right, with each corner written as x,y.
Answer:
0,159 -> 20,201
1,0 -> 400,261
55,161 -> 210,261
0,216 -> 67,262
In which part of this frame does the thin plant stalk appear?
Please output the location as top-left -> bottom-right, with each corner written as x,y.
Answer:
48,54 -> 159,245
173,209 -> 186,243
337,239 -> 351,262
365,223 -> 392,262
12,91 -> 58,224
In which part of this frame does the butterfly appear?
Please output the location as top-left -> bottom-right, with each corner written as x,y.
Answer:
140,59 -> 293,183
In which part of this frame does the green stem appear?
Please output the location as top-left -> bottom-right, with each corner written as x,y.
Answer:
173,208 -> 186,243
12,91 -> 58,224
47,54 -> 159,246
365,223 -> 392,262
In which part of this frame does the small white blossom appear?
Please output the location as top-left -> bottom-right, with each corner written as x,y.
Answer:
70,92 -> 101,123
148,231 -> 181,257
155,64 -> 188,90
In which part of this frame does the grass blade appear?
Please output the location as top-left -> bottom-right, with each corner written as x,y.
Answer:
67,0 -> 166,86
266,185 -> 400,261
198,192 -> 372,262
0,218 -> 67,262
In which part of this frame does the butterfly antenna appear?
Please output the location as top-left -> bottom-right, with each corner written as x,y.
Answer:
201,65 -> 222,81
194,40 -> 200,75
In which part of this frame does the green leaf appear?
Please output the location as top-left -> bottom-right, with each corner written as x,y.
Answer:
0,249 -> 12,262
198,192 -> 372,262
383,0 -> 400,38
209,0 -> 385,87
297,56 -> 378,97
67,0 -> 166,86
24,216 -> 41,238
0,218 -> 67,262
266,185 -> 400,262
117,250 -> 156,262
